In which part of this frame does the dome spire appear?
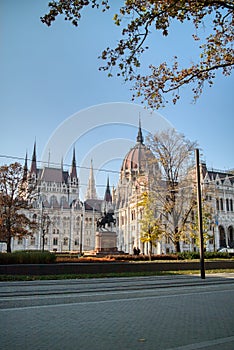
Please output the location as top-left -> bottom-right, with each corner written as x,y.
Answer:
136,116 -> 144,144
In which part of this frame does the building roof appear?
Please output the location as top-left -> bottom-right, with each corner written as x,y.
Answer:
121,122 -> 154,178
39,167 -> 67,183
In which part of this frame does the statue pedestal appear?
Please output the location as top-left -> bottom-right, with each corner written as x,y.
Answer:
95,230 -> 117,253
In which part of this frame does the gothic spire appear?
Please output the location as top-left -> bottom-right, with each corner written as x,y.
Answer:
23,151 -> 28,181
136,117 -> 144,144
85,159 -> 98,200
70,147 -> 77,179
104,176 -> 112,203
30,141 -> 37,175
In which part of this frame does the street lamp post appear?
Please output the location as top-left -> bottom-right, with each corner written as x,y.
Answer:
195,148 -> 205,279
80,213 -> 83,255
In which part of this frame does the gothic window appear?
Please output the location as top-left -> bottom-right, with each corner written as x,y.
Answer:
220,198 -> 223,211
75,238 -> 79,246
228,226 -> 234,247
219,226 -> 226,248
50,195 -> 57,206
61,196 -> 67,207
226,198 -> 229,211
53,237 -> 58,246
31,236 -> 35,245
230,199 -> 233,212
216,199 -> 220,211
139,209 -> 143,220
63,237 -> 68,246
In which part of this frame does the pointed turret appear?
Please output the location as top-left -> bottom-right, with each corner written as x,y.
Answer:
30,142 -> 37,176
85,159 -> 98,200
22,152 -> 28,182
136,117 -> 144,144
104,176 -> 112,203
70,147 -> 77,180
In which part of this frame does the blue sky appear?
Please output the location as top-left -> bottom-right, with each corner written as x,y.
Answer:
1,1 -> 233,198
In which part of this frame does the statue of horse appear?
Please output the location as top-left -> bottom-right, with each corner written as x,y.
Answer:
97,212 -> 116,229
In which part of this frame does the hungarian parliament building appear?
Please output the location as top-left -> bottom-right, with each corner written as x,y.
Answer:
9,123 -> 234,254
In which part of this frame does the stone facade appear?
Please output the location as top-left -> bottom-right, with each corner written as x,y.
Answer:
8,126 -> 234,254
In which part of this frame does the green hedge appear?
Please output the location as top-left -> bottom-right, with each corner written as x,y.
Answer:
0,251 -> 56,264
178,251 -> 231,260
109,252 -> 232,261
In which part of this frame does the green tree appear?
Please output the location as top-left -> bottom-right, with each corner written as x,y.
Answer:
42,1 -> 233,108
146,128 -> 197,252
0,163 -> 36,253
139,191 -> 163,259
189,202 -> 213,250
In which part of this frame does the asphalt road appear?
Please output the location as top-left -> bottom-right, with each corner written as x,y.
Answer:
1,274 -> 234,350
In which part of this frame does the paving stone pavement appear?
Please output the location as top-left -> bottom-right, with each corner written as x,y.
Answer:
1,276 -> 234,350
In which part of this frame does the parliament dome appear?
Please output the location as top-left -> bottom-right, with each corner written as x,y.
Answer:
120,121 -> 155,179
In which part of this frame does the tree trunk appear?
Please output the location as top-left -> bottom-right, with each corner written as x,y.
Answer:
149,241 -> 152,261
175,241 -> 181,253
7,236 -> 11,253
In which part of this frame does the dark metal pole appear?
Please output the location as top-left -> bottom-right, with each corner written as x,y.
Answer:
80,214 -> 83,255
195,149 -> 205,279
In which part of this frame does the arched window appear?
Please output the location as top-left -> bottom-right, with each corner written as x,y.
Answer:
63,237 -> 68,246
230,199 -> 233,212
226,198 -> 229,211
216,199 -> 220,211
60,196 -> 68,207
220,198 -> 223,211
30,236 -> 36,245
228,226 -> 234,248
219,226 -> 226,248
50,195 -> 57,207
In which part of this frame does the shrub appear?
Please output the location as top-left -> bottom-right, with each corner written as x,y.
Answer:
178,252 -> 200,260
178,251 -> 232,260
204,251 -> 231,259
0,251 -> 56,264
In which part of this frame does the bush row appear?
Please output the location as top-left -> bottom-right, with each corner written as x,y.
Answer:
106,252 -> 232,261
0,251 -> 231,264
178,251 -> 231,260
0,251 -> 56,264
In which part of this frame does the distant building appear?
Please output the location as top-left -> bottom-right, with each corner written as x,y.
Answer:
200,164 -> 234,251
114,120 -> 159,254
113,123 -> 234,254
10,123 -> 234,254
12,144 -> 110,253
